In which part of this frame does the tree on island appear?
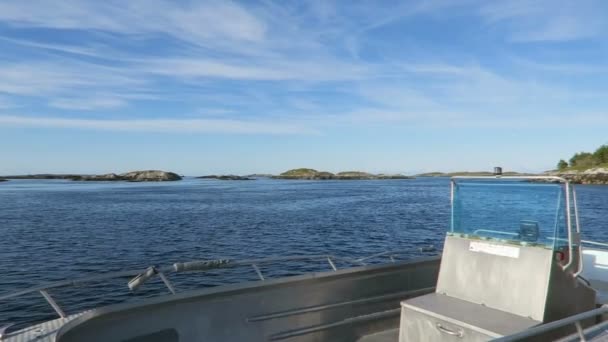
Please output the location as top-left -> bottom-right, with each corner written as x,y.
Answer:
558,144 -> 608,170
569,152 -> 594,168
593,145 -> 608,164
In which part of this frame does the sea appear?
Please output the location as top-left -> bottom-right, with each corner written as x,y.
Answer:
1,177 -> 607,328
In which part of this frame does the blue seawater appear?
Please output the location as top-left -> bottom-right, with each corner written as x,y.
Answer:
0,177 -> 606,328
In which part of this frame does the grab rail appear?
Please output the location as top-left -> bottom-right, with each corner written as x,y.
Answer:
493,305 -> 608,342
0,246 -> 436,321
582,240 -> 608,248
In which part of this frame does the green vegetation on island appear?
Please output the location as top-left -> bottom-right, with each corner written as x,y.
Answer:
553,144 -> 608,184
557,144 -> 608,172
273,168 -> 414,180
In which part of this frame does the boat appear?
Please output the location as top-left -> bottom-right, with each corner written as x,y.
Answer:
2,172 -> 608,341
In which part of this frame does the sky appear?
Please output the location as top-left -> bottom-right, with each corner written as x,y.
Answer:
1,0 -> 607,175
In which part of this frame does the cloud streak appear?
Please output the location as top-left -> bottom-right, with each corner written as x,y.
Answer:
0,0 -> 267,46
0,115 -> 316,135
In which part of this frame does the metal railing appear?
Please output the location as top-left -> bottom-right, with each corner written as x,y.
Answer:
0,246 -> 436,321
582,240 -> 608,249
493,305 -> 608,342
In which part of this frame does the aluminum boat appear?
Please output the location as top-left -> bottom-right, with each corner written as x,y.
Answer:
3,174 -> 608,341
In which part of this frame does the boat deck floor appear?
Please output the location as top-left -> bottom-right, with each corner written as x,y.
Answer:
357,328 -> 398,342
3,314 -> 83,342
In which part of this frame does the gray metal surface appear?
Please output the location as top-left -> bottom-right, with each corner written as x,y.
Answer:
543,251 -> 596,325
401,293 -> 540,337
2,314 -> 83,342
400,303 -> 496,342
357,328 -> 398,342
50,257 -> 439,342
495,306 -> 608,342
436,235 -> 553,321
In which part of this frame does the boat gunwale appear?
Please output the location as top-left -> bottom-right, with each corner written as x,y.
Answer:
52,256 -> 440,341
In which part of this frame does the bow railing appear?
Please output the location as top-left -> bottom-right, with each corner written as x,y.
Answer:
0,246 -> 436,321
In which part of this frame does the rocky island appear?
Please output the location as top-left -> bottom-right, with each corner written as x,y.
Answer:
3,170 -> 182,182
197,175 -> 254,181
553,144 -> 608,184
549,167 -> 608,185
416,171 -> 531,177
273,168 -> 414,180
78,170 -> 182,182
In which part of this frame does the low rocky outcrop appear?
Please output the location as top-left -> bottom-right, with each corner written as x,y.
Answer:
78,170 -> 182,182
273,168 -> 334,180
273,168 -> 414,180
245,174 -> 273,178
3,174 -> 85,180
0,178 -> 7,182
551,167 -> 608,185
335,171 -> 375,179
375,174 -> 415,179
197,175 -> 254,181
3,171 -> 181,182
416,171 -> 532,177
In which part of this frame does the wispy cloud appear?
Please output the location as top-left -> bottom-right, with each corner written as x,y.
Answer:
0,62 -> 145,96
138,57 -> 372,81
0,114 -> 316,135
48,97 -> 128,111
0,0 -> 267,46
479,0 -> 606,42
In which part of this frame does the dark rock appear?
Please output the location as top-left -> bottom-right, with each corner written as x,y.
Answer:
554,168 -> 608,185
2,174 -> 86,180
197,175 -> 254,180
245,174 -> 274,178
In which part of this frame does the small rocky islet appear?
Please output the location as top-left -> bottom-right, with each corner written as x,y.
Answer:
272,168 -> 414,180
3,170 -> 182,182
415,169 -> 608,185
550,167 -> 608,185
197,175 -> 254,181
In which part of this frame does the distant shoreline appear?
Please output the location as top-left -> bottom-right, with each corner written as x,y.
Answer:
3,167 -> 607,185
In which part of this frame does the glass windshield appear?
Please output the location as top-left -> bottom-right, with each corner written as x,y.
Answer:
451,179 -> 569,249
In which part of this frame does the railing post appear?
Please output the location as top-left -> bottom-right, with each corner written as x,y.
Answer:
575,321 -> 586,342
0,323 -> 14,341
252,264 -> 265,280
157,272 -> 176,294
39,289 -> 66,318
327,257 -> 337,271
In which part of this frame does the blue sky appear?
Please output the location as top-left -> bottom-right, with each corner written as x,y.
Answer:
1,0 -> 607,175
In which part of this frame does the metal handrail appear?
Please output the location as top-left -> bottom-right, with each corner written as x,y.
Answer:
582,240 -> 608,248
493,305 -> 608,342
451,175 -> 568,181
0,247 -> 436,320
472,229 -> 518,237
